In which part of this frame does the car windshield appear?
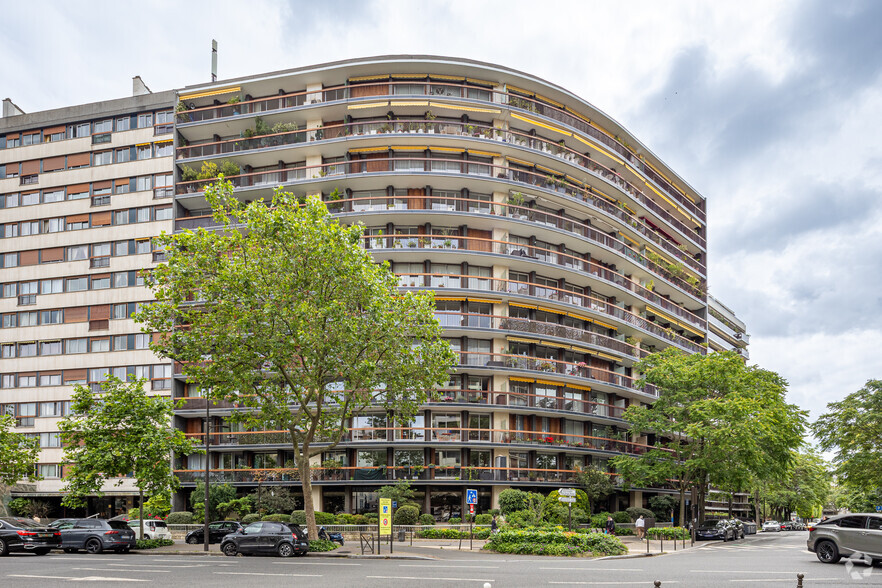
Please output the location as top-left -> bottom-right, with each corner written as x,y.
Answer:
0,518 -> 41,528
108,521 -> 130,530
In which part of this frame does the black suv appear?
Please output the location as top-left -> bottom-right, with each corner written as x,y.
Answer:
220,521 -> 308,557
50,518 -> 137,554
0,517 -> 61,556
186,521 -> 244,544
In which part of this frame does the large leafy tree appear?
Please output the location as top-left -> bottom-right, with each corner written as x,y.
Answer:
0,414 -> 41,516
765,451 -> 831,520
136,179 -> 456,539
574,465 -> 615,515
59,376 -> 200,538
813,379 -> 882,492
611,349 -> 806,526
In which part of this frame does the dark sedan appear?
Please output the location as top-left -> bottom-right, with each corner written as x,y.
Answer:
0,517 -> 61,556
49,518 -> 136,553
695,520 -> 736,541
186,521 -> 244,544
220,521 -> 308,557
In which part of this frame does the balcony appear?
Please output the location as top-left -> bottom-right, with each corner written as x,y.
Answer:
176,80 -> 704,225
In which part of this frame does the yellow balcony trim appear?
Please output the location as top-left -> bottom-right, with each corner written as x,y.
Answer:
391,73 -> 427,79
349,75 -> 389,82
535,379 -> 563,387
466,77 -> 495,87
179,86 -> 241,101
467,149 -> 501,158
619,232 -> 639,246
433,297 -> 466,301
564,106 -> 591,124
349,146 -> 390,153
431,146 -> 466,153
431,74 -> 465,81
509,302 -> 537,309
537,306 -> 567,315
509,376 -> 535,383
539,340 -> 570,349
564,383 -> 592,392
390,100 -> 429,107
535,164 -> 563,176
428,101 -> 500,114
644,159 -> 696,204
572,133 -> 624,165
347,101 -> 389,110
390,145 -> 427,151
466,298 -> 500,304
507,336 -> 540,344
506,84 -> 534,97
646,306 -> 705,337
535,93 -> 564,109
594,352 -> 621,362
509,112 -> 572,137
505,156 -> 535,167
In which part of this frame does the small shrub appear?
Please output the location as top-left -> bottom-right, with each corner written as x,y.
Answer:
393,505 -> 419,526
615,526 -> 634,536
290,510 -> 306,525
647,526 -> 690,540
590,512 -> 613,529
448,517 -> 462,525
308,539 -> 339,552
499,489 -> 530,514
135,538 -> 174,550
241,513 -> 261,525
474,514 -> 492,525
166,512 -> 193,525
314,511 -> 336,525
364,514 -> 379,524
262,513 -> 291,523
336,513 -> 355,525
483,529 -> 627,557
625,507 -> 654,521
417,527 -> 490,540
419,514 -> 435,526
612,512 -> 630,524
489,509 -> 500,516
352,514 -> 367,525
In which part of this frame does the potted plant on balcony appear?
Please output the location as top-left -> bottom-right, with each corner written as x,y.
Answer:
412,464 -> 425,479
322,458 -> 343,480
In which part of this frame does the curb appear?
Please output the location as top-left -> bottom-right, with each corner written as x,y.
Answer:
129,550 -> 434,560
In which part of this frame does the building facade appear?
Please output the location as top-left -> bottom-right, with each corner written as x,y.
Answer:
0,82 -> 176,516
170,56 -> 710,518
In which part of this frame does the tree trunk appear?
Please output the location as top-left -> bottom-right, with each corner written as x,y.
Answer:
678,487 -> 686,527
728,494 -> 733,519
754,489 -> 761,525
139,487 -> 145,541
297,453 -> 318,540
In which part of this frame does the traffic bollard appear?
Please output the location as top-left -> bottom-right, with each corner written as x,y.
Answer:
796,573 -> 804,587
654,581 -> 661,587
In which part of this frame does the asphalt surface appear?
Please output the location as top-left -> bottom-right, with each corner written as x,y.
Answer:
2,531 -> 881,587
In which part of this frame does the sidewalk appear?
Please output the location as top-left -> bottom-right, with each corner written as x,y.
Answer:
136,539 -> 471,559
618,534 -> 698,557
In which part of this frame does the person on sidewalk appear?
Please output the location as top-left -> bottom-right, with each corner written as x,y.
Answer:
490,515 -> 499,534
605,516 -> 616,535
635,515 -> 646,540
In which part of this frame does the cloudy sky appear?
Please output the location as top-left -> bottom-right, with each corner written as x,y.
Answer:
2,0 -> 880,436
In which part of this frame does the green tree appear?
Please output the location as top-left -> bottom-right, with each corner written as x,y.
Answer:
765,451 -> 831,520
59,376 -> 201,538
814,379 -> 882,492
136,179 -> 456,539
611,349 -> 806,526
378,480 -> 420,511
190,480 -> 236,523
574,465 -> 615,515
0,414 -> 41,516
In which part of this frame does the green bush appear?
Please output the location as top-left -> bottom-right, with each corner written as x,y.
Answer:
262,513 -> 291,523
364,514 -> 378,524
335,513 -> 355,525
393,505 -> 419,525
419,514 -> 435,526
308,539 -> 339,552
615,526 -> 634,536
135,538 -> 175,550
498,489 -> 530,514
625,507 -> 654,521
353,514 -> 367,525
166,512 -> 194,525
647,526 -> 690,540
483,529 -> 627,557
612,511 -> 630,524
489,509 -> 500,516
314,511 -> 336,525
290,510 -> 306,524
417,527 -> 490,540
474,514 -> 492,525
241,513 -> 261,525
589,512 -> 613,529
448,517 -> 461,525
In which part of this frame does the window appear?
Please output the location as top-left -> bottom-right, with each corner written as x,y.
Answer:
41,341 -> 62,355
114,241 -> 129,256
38,464 -> 60,478
137,113 -> 153,128
93,151 -> 113,166
46,129 -> 64,142
154,142 -> 173,157
115,147 -> 131,163
2,314 -> 16,328
67,245 -> 88,261
156,111 -> 174,125
91,338 -> 110,352
137,145 -> 152,160
114,210 -> 129,225
6,136 -> 21,148
40,374 -> 61,387
91,276 -> 110,289
19,342 -> 37,357
40,432 -> 61,447
116,117 -> 131,131
21,191 -> 40,205
837,516 -> 868,529
154,207 -> 172,221
112,303 -> 129,319
3,253 -> 18,267
20,221 -> 38,236
135,239 -> 151,254
113,335 -> 129,350
43,189 -> 64,203
92,242 -> 111,257
19,311 -> 37,326
66,219 -> 89,231
115,181 -> 130,194
66,277 -> 88,292
42,279 -> 63,294
17,402 -> 36,426
21,133 -> 39,146
4,193 -> 19,207
68,187 -> 89,199
2,284 -> 15,298
134,334 -> 151,349
19,281 -> 37,306
93,119 -> 112,134
40,399 -> 65,415
112,272 -> 128,288
1,344 -> 15,358
136,176 -> 152,191
42,218 -> 64,233
3,223 -> 18,238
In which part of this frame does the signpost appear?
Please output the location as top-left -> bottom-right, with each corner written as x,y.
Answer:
379,498 -> 392,555
466,489 -> 477,550
876,505 -> 882,512
558,488 -> 577,530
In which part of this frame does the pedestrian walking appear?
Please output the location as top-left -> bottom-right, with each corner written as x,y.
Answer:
490,514 -> 499,534
605,516 -> 616,535
635,515 -> 646,540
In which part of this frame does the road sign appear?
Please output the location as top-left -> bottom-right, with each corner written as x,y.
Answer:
558,488 -> 576,497
466,488 -> 478,505
876,505 -> 882,512
379,498 -> 392,536
469,504 -> 475,515
558,496 -> 577,503
392,501 -> 397,508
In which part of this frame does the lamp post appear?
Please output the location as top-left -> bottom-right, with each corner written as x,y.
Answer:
203,395 -> 210,552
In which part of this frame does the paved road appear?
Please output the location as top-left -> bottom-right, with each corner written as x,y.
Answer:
2,531 -> 881,587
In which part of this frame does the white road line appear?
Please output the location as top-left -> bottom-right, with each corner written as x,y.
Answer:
273,561 -> 361,566
541,568 -> 644,572
73,568 -> 171,573
214,572 -> 323,577
107,563 -> 209,568
549,583 -> 679,586
399,564 -> 500,569
9,575 -> 149,582
690,570 -> 804,574
367,576 -> 494,582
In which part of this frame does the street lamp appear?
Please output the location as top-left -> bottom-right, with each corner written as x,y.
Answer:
203,394 -> 210,552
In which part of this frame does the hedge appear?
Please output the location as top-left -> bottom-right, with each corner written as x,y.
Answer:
417,527 -> 490,540
646,526 -> 690,540
484,529 -> 627,557
448,517 -> 462,525
135,539 -> 175,550
241,513 -> 261,524
262,513 -> 292,523
474,514 -> 492,525
393,505 -> 419,525
308,539 -> 339,552
419,514 -> 435,526
289,510 -> 335,525
166,512 -> 194,525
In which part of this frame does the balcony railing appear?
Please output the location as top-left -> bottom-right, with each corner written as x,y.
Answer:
371,233 -> 706,323
177,118 -> 704,250
176,80 -> 703,223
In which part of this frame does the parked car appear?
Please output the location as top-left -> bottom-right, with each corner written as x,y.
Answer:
49,518 -> 136,554
220,521 -> 308,557
0,517 -> 61,556
185,521 -> 244,544
808,513 -> 882,564
781,521 -> 794,531
724,519 -> 746,539
762,520 -> 780,532
127,519 -> 172,540
695,520 -> 736,541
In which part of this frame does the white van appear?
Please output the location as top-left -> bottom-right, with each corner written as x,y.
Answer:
127,519 -> 173,540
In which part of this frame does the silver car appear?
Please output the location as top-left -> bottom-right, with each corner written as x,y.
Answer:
807,513 -> 882,564
762,520 -> 780,532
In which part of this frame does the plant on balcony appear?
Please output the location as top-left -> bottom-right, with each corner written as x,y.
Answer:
227,96 -> 241,105
180,165 -> 198,183
175,101 -> 189,113
271,121 -> 298,134
136,179 -> 456,540
321,459 -> 343,480
539,362 -> 555,372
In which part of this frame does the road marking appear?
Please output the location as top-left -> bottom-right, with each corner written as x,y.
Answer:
274,561 -> 361,566
214,572 -> 323,577
541,568 -> 644,572
400,564 -> 500,569
690,570 -> 804,574
368,576 -> 494,582
73,568 -> 171,573
9,575 -> 149,582
549,583 -> 679,586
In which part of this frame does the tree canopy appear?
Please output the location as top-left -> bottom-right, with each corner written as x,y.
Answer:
0,414 -> 41,516
136,179 -> 456,539
574,465 -> 615,515
611,348 -> 806,525
59,376 -> 200,536
813,379 -> 882,492
764,450 -> 830,520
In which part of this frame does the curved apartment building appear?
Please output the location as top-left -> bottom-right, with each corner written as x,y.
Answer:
170,56 -> 710,518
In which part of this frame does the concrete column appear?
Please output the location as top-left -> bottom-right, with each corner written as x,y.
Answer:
491,485 -> 509,511
630,490 -> 644,510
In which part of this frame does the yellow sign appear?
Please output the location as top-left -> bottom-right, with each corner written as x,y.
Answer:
379,498 -> 392,536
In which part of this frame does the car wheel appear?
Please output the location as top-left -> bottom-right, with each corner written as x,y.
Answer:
0,539 -> 7,557
85,539 -> 103,555
186,535 -> 198,545
222,543 -> 238,557
815,540 -> 841,564
277,543 -> 295,557
63,548 -> 78,554
116,547 -> 131,553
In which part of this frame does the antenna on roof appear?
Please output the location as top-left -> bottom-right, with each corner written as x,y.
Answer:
211,39 -> 218,83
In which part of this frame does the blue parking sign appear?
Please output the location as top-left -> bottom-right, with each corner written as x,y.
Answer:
876,505 -> 882,512
466,489 -> 478,505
